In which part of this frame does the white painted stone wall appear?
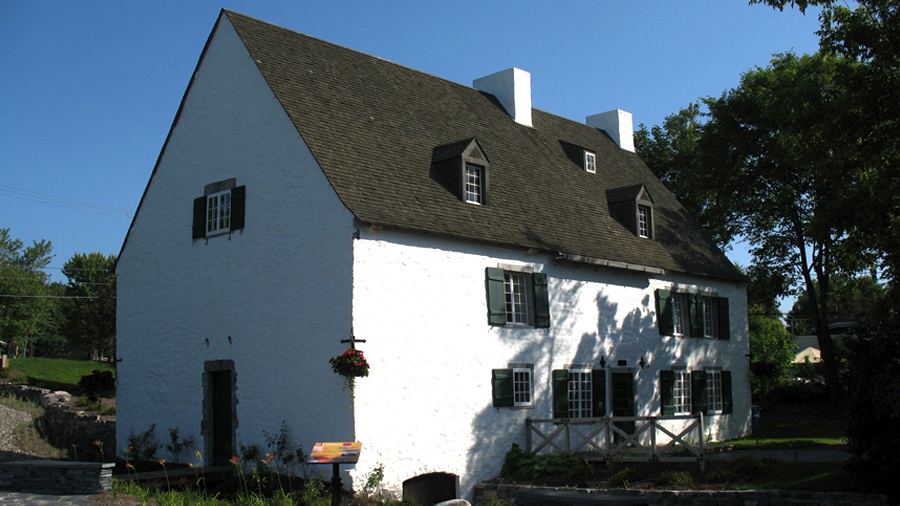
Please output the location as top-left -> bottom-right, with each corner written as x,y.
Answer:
117,14 -> 357,470
118,12 -> 749,500
349,229 -> 749,499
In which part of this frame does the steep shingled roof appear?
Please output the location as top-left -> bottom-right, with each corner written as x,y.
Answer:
225,10 -> 743,282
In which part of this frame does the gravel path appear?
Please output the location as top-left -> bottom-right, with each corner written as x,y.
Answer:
0,403 -> 37,462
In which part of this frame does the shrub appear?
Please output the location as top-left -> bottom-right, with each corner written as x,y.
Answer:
657,470 -> 693,488
500,443 -> 586,483
609,466 -> 640,488
123,424 -> 161,462
706,468 -> 737,483
78,369 -> 115,401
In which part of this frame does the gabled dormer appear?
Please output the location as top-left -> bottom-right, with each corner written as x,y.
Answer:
607,184 -> 655,239
432,139 -> 490,205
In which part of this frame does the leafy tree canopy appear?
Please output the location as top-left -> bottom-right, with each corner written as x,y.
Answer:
0,228 -> 56,352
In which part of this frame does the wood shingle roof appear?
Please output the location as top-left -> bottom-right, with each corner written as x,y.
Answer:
225,10 -> 743,282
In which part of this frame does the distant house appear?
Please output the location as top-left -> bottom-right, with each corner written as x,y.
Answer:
793,321 -> 857,364
116,10 -> 750,499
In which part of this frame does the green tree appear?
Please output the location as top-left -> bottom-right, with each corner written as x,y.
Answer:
0,228 -> 56,356
62,252 -> 117,359
635,104 -> 738,249
787,274 -> 885,335
748,304 -> 797,405
702,52 -> 874,403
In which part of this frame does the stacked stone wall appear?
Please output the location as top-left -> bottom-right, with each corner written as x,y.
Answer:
473,484 -> 888,506
0,383 -> 115,457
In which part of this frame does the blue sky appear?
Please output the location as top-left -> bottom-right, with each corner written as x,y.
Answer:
1,1 -> 822,306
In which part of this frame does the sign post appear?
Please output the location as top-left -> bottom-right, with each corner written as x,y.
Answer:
308,442 -> 362,506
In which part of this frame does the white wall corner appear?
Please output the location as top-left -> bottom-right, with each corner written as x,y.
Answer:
473,68 -> 533,127
586,109 -> 635,152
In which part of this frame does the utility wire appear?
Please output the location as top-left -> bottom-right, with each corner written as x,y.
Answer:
0,294 -> 98,299
0,184 -> 132,218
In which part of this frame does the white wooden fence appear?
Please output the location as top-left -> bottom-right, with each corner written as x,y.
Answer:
525,414 -> 706,470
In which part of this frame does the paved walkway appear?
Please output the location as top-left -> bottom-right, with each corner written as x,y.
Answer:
0,491 -> 97,505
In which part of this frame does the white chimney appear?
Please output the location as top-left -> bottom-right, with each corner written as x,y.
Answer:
473,68 -> 533,127
586,109 -> 635,152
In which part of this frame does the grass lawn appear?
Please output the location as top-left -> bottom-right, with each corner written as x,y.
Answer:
723,400 -> 845,449
6,357 -> 115,396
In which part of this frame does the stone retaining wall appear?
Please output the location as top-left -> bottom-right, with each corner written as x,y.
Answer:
473,484 -> 888,506
0,460 -> 114,495
0,383 -> 116,459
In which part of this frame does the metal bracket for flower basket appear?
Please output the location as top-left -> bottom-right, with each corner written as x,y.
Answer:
308,442 -> 363,506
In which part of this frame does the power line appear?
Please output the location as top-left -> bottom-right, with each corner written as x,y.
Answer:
0,294 -> 98,299
0,184 -> 132,218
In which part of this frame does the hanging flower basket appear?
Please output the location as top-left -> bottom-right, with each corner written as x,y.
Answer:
329,348 -> 369,379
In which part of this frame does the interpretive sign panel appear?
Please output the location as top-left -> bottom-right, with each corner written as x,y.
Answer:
308,442 -> 362,464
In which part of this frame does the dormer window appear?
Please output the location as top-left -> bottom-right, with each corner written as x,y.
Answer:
607,184 -> 654,239
432,139 -> 490,205
638,204 -> 652,238
584,151 -> 596,174
465,163 -> 485,204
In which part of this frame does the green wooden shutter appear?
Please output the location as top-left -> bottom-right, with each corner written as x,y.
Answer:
552,369 -> 570,419
722,371 -> 733,414
230,186 -> 246,231
656,290 -> 673,335
717,297 -> 730,340
660,370 -> 674,416
591,369 -> 606,417
492,369 -> 514,408
689,294 -> 702,338
533,272 -> 550,328
691,371 -> 708,414
193,196 -> 206,240
485,268 -> 507,326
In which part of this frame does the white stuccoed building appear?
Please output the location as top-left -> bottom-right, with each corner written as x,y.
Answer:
116,10 -> 750,500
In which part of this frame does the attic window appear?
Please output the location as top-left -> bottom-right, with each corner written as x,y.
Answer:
584,151 -> 596,174
638,204 -> 652,238
465,163 -> 485,204
607,184 -> 654,240
432,139 -> 490,205
193,178 -> 246,240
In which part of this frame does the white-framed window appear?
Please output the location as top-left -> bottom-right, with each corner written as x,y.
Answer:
206,190 -> 232,235
568,369 -> 593,418
513,367 -> 533,407
706,369 -> 723,413
504,271 -> 530,324
465,163 -> 485,204
584,151 -> 596,174
638,204 -> 651,238
673,369 -> 691,415
671,293 -> 689,336
703,297 -> 718,338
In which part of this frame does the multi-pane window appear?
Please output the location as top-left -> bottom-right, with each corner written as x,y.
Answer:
513,368 -> 532,407
671,293 -> 688,336
707,370 -> 723,413
568,370 -> 593,418
465,163 -> 484,204
504,272 -> 530,324
206,190 -> 232,235
703,297 -> 718,338
673,369 -> 691,415
638,204 -> 651,238
584,151 -> 597,174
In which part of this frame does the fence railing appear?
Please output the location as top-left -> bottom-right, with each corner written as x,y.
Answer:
525,414 -> 706,470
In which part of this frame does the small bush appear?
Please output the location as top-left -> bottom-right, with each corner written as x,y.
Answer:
609,466 -> 640,488
123,424 -> 161,462
657,470 -> 693,488
706,468 -> 738,483
78,369 -> 115,401
0,368 -> 9,379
